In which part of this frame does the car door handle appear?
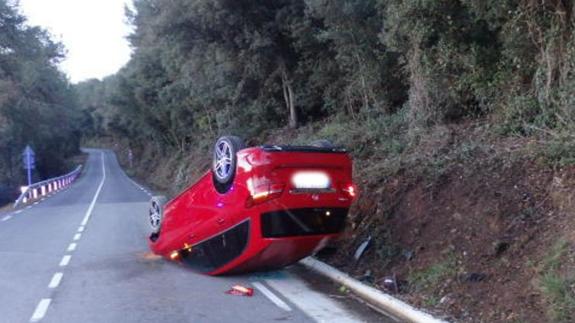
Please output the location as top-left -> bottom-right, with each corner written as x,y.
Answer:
216,218 -> 225,224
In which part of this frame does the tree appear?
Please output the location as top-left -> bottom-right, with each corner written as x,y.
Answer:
0,0 -> 80,188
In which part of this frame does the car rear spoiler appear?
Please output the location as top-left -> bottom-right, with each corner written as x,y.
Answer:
260,145 -> 347,153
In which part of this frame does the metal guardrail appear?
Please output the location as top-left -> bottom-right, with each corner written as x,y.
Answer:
13,165 -> 83,208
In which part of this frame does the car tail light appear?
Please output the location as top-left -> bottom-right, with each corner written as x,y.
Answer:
246,183 -> 284,208
169,250 -> 180,261
341,183 -> 357,199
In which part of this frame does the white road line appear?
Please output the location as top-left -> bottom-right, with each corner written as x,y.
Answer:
15,210 -> 22,214
33,202 -> 39,205
30,298 -> 51,322
26,206 -> 32,209
125,176 -> 151,196
265,274 -> 361,323
1,215 -> 12,222
77,226 -> 84,233
67,243 -> 77,252
80,152 -> 106,227
48,273 -> 63,289
73,233 -> 81,241
59,255 -> 71,267
253,282 -> 292,312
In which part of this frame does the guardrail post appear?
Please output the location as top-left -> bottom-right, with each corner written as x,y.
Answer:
32,189 -> 38,199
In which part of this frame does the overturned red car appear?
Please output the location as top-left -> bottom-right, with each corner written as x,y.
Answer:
148,136 -> 356,275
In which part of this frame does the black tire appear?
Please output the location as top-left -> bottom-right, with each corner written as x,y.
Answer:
310,139 -> 335,148
149,195 -> 167,235
212,136 -> 246,193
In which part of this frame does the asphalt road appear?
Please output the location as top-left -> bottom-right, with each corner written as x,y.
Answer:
0,149 -> 392,323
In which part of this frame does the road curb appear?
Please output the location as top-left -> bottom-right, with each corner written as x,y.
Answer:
300,257 -> 448,323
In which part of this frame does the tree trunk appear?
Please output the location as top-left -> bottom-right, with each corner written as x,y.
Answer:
281,67 -> 297,129
287,82 -> 296,129
354,50 -> 370,110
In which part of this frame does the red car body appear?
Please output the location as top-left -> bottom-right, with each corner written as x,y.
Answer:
149,145 -> 356,275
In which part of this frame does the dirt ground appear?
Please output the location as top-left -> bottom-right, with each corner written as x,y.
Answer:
319,135 -> 575,322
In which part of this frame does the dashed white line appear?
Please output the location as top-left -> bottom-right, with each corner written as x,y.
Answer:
33,202 -> 39,205
59,255 -> 71,267
125,176 -> 152,197
1,215 -> 12,222
15,210 -> 22,214
67,243 -> 77,252
28,153 -> 107,322
48,273 -> 63,289
252,282 -> 292,312
30,298 -> 51,322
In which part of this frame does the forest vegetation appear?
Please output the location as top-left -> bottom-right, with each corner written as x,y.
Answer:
0,0 -> 81,203
75,0 -> 575,322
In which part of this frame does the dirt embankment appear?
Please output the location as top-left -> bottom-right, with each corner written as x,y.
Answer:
115,123 -> 575,322
321,137 -> 575,322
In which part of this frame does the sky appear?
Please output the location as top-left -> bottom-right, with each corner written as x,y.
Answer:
18,0 -> 134,83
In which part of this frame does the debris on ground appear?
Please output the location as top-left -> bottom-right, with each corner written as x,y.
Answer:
226,285 -> 254,296
354,236 -> 372,262
379,274 -> 406,294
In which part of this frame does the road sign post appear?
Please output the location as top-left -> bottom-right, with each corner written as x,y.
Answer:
22,145 -> 35,187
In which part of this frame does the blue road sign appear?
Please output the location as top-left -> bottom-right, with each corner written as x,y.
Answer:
22,145 -> 35,186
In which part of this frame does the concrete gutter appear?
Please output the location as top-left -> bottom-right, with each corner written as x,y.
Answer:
300,257 -> 448,323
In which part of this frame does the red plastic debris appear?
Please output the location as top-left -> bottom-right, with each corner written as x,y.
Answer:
226,285 -> 254,297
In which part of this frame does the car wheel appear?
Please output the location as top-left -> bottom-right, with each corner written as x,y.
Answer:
149,195 -> 167,235
310,139 -> 335,148
212,136 -> 246,193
